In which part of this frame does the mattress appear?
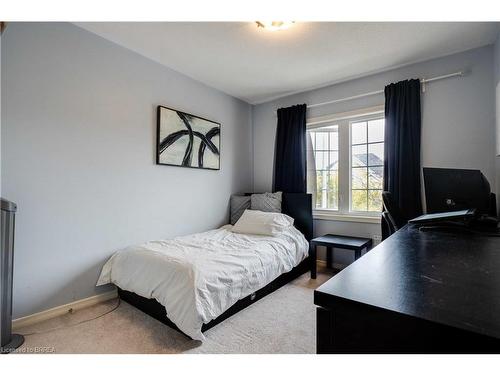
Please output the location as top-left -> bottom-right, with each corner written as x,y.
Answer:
96,224 -> 309,340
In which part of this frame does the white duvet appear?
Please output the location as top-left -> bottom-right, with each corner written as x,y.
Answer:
96,224 -> 309,340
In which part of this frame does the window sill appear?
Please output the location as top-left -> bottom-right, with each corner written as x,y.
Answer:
313,211 -> 381,224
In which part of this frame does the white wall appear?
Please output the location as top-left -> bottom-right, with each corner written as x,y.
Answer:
253,46 -> 496,265
1,23 -> 253,318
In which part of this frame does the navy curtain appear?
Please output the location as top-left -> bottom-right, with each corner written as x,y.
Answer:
274,104 -> 307,193
384,79 -> 423,221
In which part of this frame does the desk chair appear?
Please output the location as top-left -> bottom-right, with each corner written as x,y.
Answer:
382,191 -> 407,240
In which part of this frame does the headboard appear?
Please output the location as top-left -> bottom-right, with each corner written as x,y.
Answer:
282,193 -> 313,241
241,192 -> 313,241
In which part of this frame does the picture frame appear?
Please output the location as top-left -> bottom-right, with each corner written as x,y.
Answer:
156,105 -> 221,170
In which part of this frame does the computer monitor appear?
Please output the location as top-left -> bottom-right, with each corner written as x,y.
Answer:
423,167 -> 491,214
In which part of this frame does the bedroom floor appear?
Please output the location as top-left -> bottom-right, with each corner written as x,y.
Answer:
14,267 -> 335,354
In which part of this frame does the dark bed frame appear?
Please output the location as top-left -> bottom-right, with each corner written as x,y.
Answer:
117,192 -> 313,339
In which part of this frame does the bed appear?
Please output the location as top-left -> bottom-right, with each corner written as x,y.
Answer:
97,193 -> 313,340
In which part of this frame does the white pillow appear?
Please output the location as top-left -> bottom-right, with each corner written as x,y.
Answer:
232,209 -> 294,236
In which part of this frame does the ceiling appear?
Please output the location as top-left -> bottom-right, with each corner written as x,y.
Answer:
76,22 -> 500,104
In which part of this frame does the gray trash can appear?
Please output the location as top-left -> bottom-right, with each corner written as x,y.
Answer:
1,198 -> 24,353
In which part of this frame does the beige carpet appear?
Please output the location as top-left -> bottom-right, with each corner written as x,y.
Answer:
15,269 -> 334,354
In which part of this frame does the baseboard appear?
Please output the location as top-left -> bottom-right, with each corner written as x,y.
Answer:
12,289 -> 118,330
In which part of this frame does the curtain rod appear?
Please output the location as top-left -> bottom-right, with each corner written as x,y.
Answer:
289,70 -> 465,111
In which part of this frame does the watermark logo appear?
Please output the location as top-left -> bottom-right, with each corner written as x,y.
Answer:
1,346 -> 56,354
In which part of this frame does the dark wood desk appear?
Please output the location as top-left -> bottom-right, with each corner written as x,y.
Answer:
314,225 -> 500,353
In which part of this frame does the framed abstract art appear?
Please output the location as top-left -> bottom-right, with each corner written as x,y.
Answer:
156,105 -> 220,170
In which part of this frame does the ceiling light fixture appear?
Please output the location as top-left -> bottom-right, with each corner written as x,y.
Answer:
255,21 -> 294,31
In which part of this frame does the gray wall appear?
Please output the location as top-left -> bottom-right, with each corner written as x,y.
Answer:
3,23 -> 498,317
494,33 -> 500,197
495,32 -> 500,85
0,30 -> 2,197
2,23 -> 253,318
253,46 -> 496,265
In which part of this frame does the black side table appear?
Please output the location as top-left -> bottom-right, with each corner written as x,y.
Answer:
310,234 -> 373,278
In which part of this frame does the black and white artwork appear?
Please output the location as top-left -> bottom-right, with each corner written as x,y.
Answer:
156,106 -> 220,170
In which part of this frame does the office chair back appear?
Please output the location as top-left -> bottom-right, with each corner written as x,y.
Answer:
381,211 -> 393,240
489,193 -> 497,218
381,191 -> 407,239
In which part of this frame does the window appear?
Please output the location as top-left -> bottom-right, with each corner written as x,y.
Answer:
307,106 -> 385,218
351,119 -> 384,212
308,125 -> 339,210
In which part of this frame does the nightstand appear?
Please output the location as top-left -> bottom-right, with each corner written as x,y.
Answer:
310,234 -> 373,278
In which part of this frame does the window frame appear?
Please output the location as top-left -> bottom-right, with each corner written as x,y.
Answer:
308,125 -> 340,211
306,105 -> 384,223
349,113 -> 385,214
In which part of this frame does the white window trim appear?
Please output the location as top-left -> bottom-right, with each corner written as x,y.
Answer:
313,210 -> 381,224
307,105 -> 384,128
307,105 -> 384,223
